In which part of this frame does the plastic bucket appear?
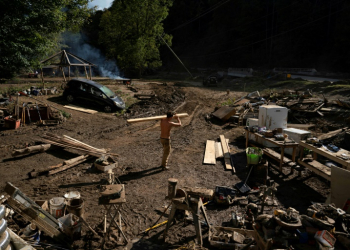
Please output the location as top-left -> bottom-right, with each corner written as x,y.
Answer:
58,214 -> 82,240
168,178 -> 178,199
246,147 -> 263,165
66,198 -> 84,218
49,197 -> 65,218
64,191 -> 81,202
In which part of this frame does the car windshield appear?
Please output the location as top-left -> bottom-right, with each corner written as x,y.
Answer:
99,85 -> 116,98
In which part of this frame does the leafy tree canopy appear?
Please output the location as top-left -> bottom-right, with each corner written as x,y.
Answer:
0,0 -> 93,78
99,0 -> 173,76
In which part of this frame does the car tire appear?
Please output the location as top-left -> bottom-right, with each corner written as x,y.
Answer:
66,95 -> 74,103
104,105 -> 113,113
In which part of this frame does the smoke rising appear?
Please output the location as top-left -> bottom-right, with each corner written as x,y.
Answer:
61,31 -> 123,79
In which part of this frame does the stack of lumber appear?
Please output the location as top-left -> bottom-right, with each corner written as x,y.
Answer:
203,135 -> 235,173
41,133 -> 112,157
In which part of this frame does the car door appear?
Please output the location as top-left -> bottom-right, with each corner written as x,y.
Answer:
91,86 -> 108,106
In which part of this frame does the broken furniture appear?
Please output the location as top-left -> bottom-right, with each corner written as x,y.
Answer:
208,226 -> 256,249
245,129 -> 299,173
4,182 -> 70,243
18,104 -> 50,123
163,188 -> 211,246
127,113 -> 189,123
99,184 -> 128,246
297,140 -> 350,181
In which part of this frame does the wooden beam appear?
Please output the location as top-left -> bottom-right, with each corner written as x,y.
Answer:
84,66 -> 88,79
48,155 -> 91,175
203,140 -> 216,165
219,135 -> 230,158
63,105 -> 98,114
12,144 -> 52,156
40,51 -> 63,64
318,128 -> 347,140
89,66 -> 92,80
297,159 -> 331,181
127,113 -> 189,123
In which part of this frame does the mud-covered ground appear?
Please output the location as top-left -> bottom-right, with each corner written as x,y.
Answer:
0,78 -> 336,249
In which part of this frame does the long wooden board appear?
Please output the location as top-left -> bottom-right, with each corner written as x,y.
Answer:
297,159 -> 331,181
317,128 -> 347,140
219,135 -> 230,158
127,113 -> 189,123
215,139 -> 229,158
224,158 -> 233,171
215,142 -> 223,158
203,140 -> 216,165
219,135 -> 235,172
63,105 -> 98,114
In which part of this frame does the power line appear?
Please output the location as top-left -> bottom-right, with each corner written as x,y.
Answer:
169,0 -> 300,44
184,0 -> 345,55
181,3 -> 350,59
169,0 -> 231,33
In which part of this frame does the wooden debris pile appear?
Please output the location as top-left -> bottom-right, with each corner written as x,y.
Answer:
213,91 -> 265,122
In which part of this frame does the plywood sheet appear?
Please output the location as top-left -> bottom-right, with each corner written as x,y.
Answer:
203,140 -> 216,165
212,106 -> 236,121
331,166 -> 350,210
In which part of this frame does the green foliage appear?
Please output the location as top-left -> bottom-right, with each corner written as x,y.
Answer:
220,98 -> 235,106
99,0 -> 173,76
0,0 -> 93,78
59,110 -> 71,118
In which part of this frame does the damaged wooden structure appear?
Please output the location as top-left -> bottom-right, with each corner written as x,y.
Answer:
40,50 -> 96,83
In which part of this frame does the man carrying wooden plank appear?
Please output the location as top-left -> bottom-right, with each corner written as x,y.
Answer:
160,111 -> 182,170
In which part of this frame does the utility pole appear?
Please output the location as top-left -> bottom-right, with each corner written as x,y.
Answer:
158,35 -> 193,79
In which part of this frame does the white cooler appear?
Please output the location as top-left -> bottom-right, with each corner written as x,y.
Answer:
283,128 -> 311,156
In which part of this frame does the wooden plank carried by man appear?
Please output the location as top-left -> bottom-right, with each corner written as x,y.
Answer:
127,113 -> 188,123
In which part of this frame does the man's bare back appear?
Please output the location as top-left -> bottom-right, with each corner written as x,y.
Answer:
160,115 -> 181,139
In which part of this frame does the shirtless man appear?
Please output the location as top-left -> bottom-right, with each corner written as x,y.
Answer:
160,111 -> 182,170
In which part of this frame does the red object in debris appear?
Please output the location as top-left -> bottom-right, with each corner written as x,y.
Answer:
4,116 -> 20,129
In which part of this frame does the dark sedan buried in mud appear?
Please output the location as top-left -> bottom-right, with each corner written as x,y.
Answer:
63,78 -> 125,112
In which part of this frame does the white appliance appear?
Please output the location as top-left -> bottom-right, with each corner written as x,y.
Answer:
247,118 -> 259,142
258,105 -> 288,147
258,105 -> 288,130
283,128 -> 311,156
